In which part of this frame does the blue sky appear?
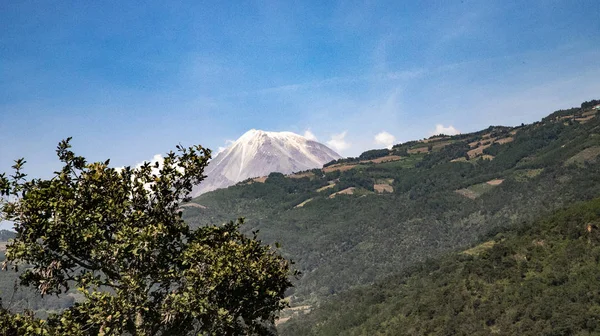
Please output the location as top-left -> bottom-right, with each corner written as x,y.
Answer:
1,0 -> 600,183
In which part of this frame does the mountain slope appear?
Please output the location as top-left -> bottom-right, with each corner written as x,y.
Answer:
0,230 -> 15,242
190,129 -> 341,196
182,101 -> 600,308
280,197 -> 600,335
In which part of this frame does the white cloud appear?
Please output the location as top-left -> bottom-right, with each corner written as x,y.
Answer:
327,131 -> 351,153
115,153 -> 164,175
374,131 -> 396,149
216,147 -> 227,156
431,124 -> 460,136
115,154 -> 164,174
303,129 -> 318,141
134,154 -> 165,177
111,154 -> 167,193
215,139 -> 235,157
140,154 -> 164,170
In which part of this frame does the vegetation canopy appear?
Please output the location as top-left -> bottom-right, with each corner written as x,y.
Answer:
280,198 -> 600,335
0,138 -> 292,336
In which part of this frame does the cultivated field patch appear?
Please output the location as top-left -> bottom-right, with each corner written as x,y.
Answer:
565,146 -> 600,166
467,135 -> 514,159
294,198 -> 313,208
467,144 -> 492,158
456,180 -> 500,199
374,184 -> 394,193
329,187 -> 356,198
486,179 -> 504,186
317,182 -> 336,192
361,155 -> 402,164
496,137 -> 514,144
431,141 -> 454,151
375,155 -> 425,169
575,115 -> 596,123
462,240 -> 496,256
514,169 -> 544,181
288,172 -> 315,179
407,147 -> 429,154
323,164 -> 357,173
253,176 -> 268,183
276,305 -> 312,326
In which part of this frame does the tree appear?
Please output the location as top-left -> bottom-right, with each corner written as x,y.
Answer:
0,138 -> 293,335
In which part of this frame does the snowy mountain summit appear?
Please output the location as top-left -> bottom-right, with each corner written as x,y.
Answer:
190,129 -> 342,197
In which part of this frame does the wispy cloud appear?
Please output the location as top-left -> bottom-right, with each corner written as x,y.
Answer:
221,69 -> 424,98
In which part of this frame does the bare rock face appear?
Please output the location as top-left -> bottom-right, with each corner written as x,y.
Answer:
190,130 -> 341,197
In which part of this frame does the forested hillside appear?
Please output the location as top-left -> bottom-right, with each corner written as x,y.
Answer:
182,101 -> 600,311
0,230 -> 15,242
0,231 -> 75,317
280,197 -> 600,335
2,100 -> 600,323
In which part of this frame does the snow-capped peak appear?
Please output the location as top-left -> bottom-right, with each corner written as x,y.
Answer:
190,130 -> 342,196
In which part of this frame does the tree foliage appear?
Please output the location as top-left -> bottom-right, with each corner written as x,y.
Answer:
581,99 -> 600,109
280,197 -> 600,335
0,138 -> 292,335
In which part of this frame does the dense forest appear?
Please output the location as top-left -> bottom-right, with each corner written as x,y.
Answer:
280,197 -> 600,335
0,231 -> 76,318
